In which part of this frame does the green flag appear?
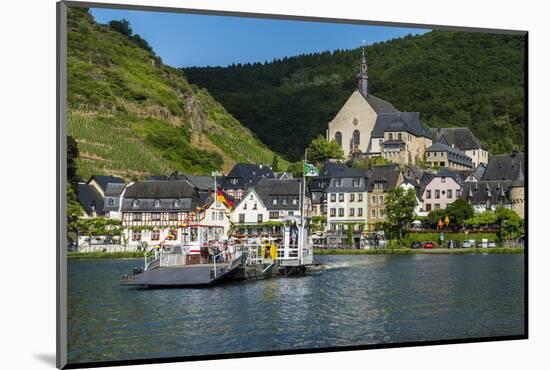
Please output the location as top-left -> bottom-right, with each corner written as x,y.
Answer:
303,162 -> 319,177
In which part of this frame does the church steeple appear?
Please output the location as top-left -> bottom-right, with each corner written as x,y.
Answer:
357,46 -> 368,97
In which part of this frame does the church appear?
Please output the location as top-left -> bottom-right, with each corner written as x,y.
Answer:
327,48 -> 432,166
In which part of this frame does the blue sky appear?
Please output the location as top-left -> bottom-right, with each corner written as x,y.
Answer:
91,8 -> 429,68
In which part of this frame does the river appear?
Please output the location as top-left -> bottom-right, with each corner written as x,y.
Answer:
67,254 -> 525,364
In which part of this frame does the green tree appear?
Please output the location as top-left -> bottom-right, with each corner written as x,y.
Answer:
495,206 -> 524,245
108,19 -> 132,37
67,135 -> 79,185
67,184 -> 83,236
465,210 -> 498,228
385,187 -> 418,240
306,135 -> 344,165
445,198 -> 474,227
351,156 -> 392,170
271,153 -> 281,172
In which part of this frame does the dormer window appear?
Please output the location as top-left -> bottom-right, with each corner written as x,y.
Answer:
173,200 -> 180,208
272,199 -> 278,205
352,178 -> 360,187
230,178 -> 238,185
154,199 -> 161,208
292,198 -> 298,205
132,199 -> 140,208
108,198 -> 114,206
335,179 -> 342,187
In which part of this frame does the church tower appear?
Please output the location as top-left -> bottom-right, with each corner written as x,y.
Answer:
357,46 -> 368,97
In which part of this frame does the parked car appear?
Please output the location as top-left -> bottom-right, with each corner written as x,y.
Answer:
462,240 -> 471,248
488,241 -> 497,248
422,241 -> 436,249
411,241 -> 422,249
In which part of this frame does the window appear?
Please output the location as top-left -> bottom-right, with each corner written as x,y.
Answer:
282,198 -> 288,205
389,133 -> 393,141
380,210 -> 385,218
398,132 -> 402,141
426,204 -> 432,211
358,194 -> 363,202
440,162 -> 445,167
253,203 -> 258,210
371,209 -> 377,218
257,214 -> 263,223
288,211 -> 294,216
173,200 -> 180,208
230,178 -> 238,185
447,189 -> 453,199
330,193 -> 336,202
379,139 -> 383,147
441,177 -> 446,183
335,131 -> 342,146
239,214 -> 245,223
426,190 -> 432,199
330,223 -> 336,231
132,213 -> 142,221
358,208 -> 363,216
169,213 -> 178,221
353,130 -> 360,146
338,224 -> 345,231
132,199 -> 140,208
435,190 -> 441,199
132,230 -> 141,241
154,199 -> 161,208
108,198 -> 114,206
292,198 -> 298,205
353,178 -> 360,187
249,195 -> 254,200
151,230 -> 160,241
435,204 -> 441,209
151,213 -> 161,221
338,208 -> 344,217
380,196 -> 384,204
339,193 -> 344,202
269,211 -> 279,219
272,199 -> 278,205
212,211 -> 217,220
330,208 -> 336,217
349,208 -> 355,216
335,179 -> 342,187
350,193 -> 355,202
312,205 -> 317,214
243,203 -> 247,210
371,195 -> 377,205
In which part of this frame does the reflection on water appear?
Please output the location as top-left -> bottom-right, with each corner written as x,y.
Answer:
68,254 -> 524,364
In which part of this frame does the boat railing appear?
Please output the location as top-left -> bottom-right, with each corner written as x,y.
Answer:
159,253 -> 187,267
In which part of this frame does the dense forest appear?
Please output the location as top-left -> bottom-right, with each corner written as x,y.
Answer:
67,8 -> 284,180
185,31 -> 525,161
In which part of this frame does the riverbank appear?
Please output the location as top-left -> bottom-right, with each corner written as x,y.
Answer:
314,248 -> 524,255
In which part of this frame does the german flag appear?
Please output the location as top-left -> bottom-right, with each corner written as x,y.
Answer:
217,188 -> 234,208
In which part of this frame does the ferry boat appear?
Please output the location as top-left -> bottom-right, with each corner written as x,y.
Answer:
121,216 -> 314,287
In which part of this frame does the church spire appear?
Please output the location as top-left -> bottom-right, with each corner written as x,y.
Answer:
357,44 -> 368,97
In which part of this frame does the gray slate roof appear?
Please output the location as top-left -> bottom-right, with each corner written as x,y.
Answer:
360,92 -> 400,114
77,183 -> 104,215
426,142 -> 473,168
481,152 -> 525,181
124,181 -> 196,199
429,127 -> 484,150
372,112 -> 430,138
253,179 -> 306,211
470,163 -> 487,181
90,175 -> 125,192
461,181 -> 512,205
366,165 -> 402,191
221,163 -> 275,190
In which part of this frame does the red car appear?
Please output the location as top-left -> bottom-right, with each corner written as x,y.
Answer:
423,241 -> 436,249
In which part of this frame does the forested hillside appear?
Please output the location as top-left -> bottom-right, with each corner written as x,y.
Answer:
67,8 -> 285,180
185,31 -> 525,161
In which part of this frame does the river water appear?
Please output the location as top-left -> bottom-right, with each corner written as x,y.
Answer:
67,254 -> 525,364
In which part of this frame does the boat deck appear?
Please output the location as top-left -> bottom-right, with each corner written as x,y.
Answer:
121,263 -> 236,287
